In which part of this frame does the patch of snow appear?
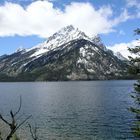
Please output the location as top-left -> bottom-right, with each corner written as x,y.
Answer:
30,48 -> 49,58
15,47 -> 26,54
87,68 -> 95,73
28,25 -> 108,59
80,48 -> 86,57
91,35 -> 107,51
77,57 -> 88,65
29,25 -> 98,58
114,52 -> 128,61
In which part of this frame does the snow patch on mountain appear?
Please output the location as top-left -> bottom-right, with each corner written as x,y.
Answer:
91,35 -> 107,51
15,47 -> 27,54
114,52 -> 128,61
30,48 -> 49,58
29,25 -> 106,58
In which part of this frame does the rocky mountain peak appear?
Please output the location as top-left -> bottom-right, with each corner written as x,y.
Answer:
30,25 -> 91,57
91,35 -> 102,45
46,25 -> 90,45
91,35 -> 107,51
114,52 -> 128,61
0,25 -> 128,81
60,25 -> 75,33
16,47 -> 26,53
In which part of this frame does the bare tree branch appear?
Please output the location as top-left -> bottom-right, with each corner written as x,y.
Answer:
15,115 -> 32,132
28,123 -> 38,140
0,114 -> 10,126
0,97 -> 32,140
28,123 -> 35,139
14,96 -> 22,117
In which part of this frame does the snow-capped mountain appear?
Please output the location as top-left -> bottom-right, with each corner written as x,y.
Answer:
0,25 -> 128,81
114,52 -> 128,61
29,25 -> 103,58
16,47 -> 26,53
91,35 -> 107,51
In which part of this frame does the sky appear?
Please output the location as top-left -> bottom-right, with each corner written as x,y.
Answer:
0,0 -> 140,58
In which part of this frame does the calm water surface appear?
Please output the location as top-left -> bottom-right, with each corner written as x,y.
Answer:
0,80 -> 138,140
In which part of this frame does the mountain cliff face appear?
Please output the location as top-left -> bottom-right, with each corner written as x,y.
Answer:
114,52 -> 128,61
0,25 -> 128,81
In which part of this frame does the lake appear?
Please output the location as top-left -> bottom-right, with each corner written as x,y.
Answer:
0,80 -> 139,140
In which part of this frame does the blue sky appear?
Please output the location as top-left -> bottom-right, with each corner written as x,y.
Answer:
0,0 -> 140,56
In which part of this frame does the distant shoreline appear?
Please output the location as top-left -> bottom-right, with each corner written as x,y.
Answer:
0,78 -> 138,82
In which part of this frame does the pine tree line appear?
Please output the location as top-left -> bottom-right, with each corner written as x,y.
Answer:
129,28 -> 140,136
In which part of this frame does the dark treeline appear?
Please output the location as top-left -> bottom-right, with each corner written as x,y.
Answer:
129,28 -> 140,136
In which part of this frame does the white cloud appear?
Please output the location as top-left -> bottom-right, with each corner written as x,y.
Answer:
119,30 -> 125,35
126,0 -> 140,9
0,0 -> 133,38
107,40 -> 140,59
111,9 -> 134,25
126,0 -> 140,18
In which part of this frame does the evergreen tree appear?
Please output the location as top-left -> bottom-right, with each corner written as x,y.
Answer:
129,28 -> 140,136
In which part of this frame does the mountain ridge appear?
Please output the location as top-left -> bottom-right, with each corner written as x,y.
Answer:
0,25 -> 129,81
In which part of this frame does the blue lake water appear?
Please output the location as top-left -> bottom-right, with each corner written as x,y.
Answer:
0,80 -> 139,140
